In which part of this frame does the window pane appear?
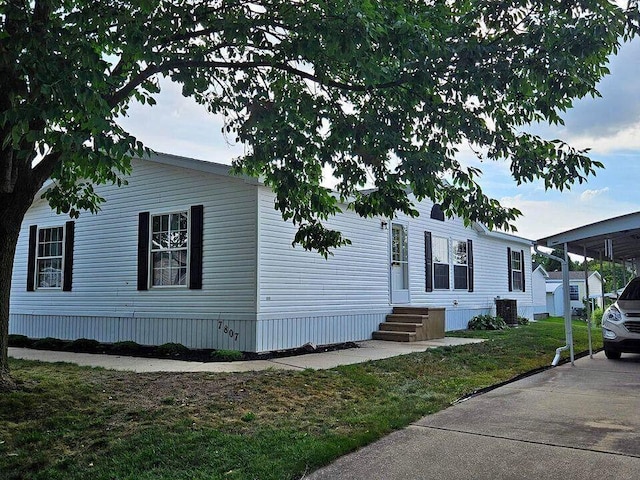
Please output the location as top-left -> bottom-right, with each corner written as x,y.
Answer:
454,265 -> 468,290
512,272 -> 523,291
37,258 -> 62,288
453,240 -> 467,265
434,263 -> 449,289
511,251 -> 521,271
433,236 -> 448,264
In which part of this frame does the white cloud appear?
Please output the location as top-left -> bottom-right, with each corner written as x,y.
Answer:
499,192 -> 638,242
580,187 -> 610,202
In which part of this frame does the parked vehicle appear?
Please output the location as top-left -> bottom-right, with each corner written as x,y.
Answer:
602,277 -> 640,359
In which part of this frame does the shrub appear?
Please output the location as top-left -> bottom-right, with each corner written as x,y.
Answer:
111,340 -> 142,354
468,315 -> 507,331
66,338 -> 102,353
32,337 -> 67,350
157,342 -> 189,356
592,307 -> 604,327
211,349 -> 244,361
517,316 -> 530,326
8,334 -> 32,348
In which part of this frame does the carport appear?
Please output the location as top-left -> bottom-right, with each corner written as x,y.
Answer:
536,211 -> 640,365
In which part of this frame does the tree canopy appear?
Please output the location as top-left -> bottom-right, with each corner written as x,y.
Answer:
1,1 -> 638,254
0,0 -> 639,385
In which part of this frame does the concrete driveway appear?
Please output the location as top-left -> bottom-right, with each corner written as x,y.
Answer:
307,352 -> 640,480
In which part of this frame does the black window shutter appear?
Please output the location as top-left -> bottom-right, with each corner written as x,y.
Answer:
137,212 -> 150,291
63,221 -> 74,291
189,205 -> 204,290
507,247 -> 513,292
425,231 -> 433,292
467,239 -> 474,292
521,249 -> 526,292
27,225 -> 37,291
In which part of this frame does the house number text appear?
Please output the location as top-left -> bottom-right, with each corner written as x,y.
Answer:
218,321 -> 239,341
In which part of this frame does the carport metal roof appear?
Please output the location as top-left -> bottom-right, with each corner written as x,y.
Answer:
536,211 -> 640,262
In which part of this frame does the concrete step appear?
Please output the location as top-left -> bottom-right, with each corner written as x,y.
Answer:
393,307 -> 430,316
379,322 -> 423,332
372,330 -> 417,342
386,314 -> 428,323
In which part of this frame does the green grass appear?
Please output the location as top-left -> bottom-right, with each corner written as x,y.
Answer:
0,318 -> 601,480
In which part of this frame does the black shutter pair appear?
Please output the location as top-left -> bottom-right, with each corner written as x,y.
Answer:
137,205 -> 203,290
424,232 -> 473,292
26,221 -> 74,291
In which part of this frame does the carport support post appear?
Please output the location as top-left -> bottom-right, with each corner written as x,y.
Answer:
533,243 -> 575,366
563,244 -> 575,366
584,246 -> 593,359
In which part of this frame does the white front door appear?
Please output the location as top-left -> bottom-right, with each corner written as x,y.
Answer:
390,222 -> 410,304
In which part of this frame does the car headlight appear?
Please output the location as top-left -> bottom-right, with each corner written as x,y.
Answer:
603,305 -> 622,324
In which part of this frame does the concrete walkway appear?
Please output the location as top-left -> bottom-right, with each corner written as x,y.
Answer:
8,337 -> 483,372
307,351 -> 640,480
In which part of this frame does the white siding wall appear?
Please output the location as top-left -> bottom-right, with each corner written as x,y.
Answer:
257,189 -> 533,349
588,274 -> 604,309
10,157 -> 259,350
256,186 -> 390,350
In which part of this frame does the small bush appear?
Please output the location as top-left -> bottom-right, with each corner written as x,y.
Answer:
517,316 -> 530,326
592,307 -> 604,327
8,334 -> 33,348
157,342 -> 189,356
468,315 -> 507,331
241,411 -> 256,422
32,337 -> 67,350
111,341 -> 142,354
66,338 -> 102,353
211,349 -> 244,361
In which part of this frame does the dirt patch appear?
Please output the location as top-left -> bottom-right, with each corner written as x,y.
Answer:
9,334 -> 359,362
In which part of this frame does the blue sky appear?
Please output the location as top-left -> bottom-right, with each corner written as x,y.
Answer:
118,38 -> 640,243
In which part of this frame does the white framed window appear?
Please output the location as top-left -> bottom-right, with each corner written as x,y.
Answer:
150,211 -> 189,287
511,250 -> 523,291
569,285 -> 580,301
453,240 -> 468,290
432,236 -> 449,289
36,226 -> 64,289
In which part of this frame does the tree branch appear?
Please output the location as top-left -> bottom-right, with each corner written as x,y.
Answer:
105,58 -> 413,108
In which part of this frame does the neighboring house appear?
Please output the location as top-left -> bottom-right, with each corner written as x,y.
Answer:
10,153 -> 534,352
531,263 -> 549,318
543,271 -> 604,316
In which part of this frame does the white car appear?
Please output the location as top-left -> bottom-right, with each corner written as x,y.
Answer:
602,276 -> 640,359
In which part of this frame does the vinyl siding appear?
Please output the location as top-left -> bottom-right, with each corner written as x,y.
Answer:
256,189 -> 533,348
257,186 -> 390,318
10,156 -> 259,350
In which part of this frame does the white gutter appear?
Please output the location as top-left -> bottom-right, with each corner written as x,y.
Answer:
533,243 -> 575,366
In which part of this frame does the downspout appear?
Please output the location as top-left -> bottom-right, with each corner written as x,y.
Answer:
534,243 -> 575,366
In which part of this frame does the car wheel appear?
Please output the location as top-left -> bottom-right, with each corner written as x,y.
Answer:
604,349 -> 622,360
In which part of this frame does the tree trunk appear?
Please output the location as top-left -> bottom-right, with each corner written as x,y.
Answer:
0,192 -> 34,391
0,225 -> 20,390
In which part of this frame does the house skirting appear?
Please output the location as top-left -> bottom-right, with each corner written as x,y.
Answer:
9,313 -> 257,352
10,305 -> 535,353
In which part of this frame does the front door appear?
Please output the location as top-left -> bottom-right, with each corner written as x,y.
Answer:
390,222 -> 410,304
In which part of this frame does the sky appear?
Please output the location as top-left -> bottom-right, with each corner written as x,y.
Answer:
117,38 -> 640,244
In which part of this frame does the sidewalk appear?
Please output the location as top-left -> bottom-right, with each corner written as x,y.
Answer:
8,337 -> 483,372
307,351 -> 640,480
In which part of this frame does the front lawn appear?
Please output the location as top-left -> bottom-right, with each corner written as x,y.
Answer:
0,318 -> 601,480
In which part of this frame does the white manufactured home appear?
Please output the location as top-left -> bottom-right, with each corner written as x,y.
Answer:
10,153 -> 534,352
